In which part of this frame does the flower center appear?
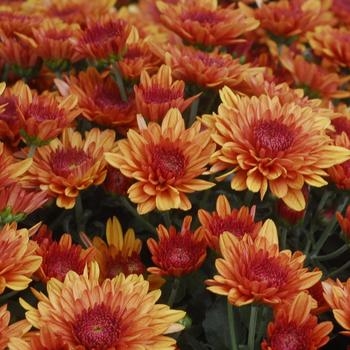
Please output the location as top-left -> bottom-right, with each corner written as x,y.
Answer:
45,29 -> 72,41
253,121 -> 294,155
107,254 -> 145,278
195,51 -> 225,67
0,96 -> 17,123
209,215 -> 256,238
150,144 -> 186,180
182,10 -> 221,24
94,87 -> 127,108
50,148 -> 92,177
332,117 -> 350,138
143,86 -> 182,104
25,100 -> 64,122
270,323 -> 311,350
83,20 -> 126,44
73,304 -> 120,349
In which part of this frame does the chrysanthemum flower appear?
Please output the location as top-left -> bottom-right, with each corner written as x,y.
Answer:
55,67 -> 136,133
323,278 -> 350,336
202,87 -> 350,211
206,221 -> 322,306
21,263 -> 186,349
309,26 -> 350,68
147,216 -> 207,277
73,16 -> 132,61
157,0 -> 259,47
24,128 -> 116,209
255,0 -> 334,38
336,205 -> 350,240
105,108 -> 215,214
0,184 -> 47,225
0,304 -> 31,350
135,65 -> 199,122
0,10 -> 40,37
308,277 -> 330,315
330,104 -> 350,139
36,233 -> 95,283
198,194 -> 262,251
15,81 -> 79,145
261,292 -> 333,349
332,0 -> 350,26
0,223 -> 42,294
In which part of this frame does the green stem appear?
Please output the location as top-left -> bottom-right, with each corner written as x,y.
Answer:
316,191 -> 332,213
327,260 -> 350,278
75,195 -> 84,234
111,63 -> 127,102
280,227 -> 288,250
188,96 -> 200,126
227,301 -> 239,350
248,305 -> 258,350
161,211 -> 171,227
28,145 -> 36,158
168,278 -> 180,307
0,290 -> 18,304
316,244 -> 349,261
244,191 -> 254,207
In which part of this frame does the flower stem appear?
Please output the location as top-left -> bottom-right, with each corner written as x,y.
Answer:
28,145 -> 36,158
316,244 -> 348,261
75,195 -> 84,234
248,305 -> 258,350
327,259 -> 350,278
188,96 -> 200,126
111,63 -> 127,102
0,290 -> 18,303
227,301 -> 239,350
280,227 -> 288,250
168,278 -> 180,307
161,211 -> 172,227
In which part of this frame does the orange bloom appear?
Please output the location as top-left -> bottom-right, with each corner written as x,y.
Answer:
105,108 -> 215,214
0,10 -> 40,37
332,0 -> 350,26
21,263 -> 186,349
198,194 -> 262,251
0,304 -> 31,350
261,292 -> 333,350
73,16 -> 132,61
135,65 -> 199,122
206,221 -> 322,306
308,277 -> 330,315
0,184 -> 47,225
147,216 -> 207,277
255,0 -> 334,38
202,86 -> 350,211
309,26 -> 350,68
330,104 -> 350,139
36,233 -> 95,283
336,205 -> 350,239
55,67 -> 136,134
157,0 -> 259,47
15,81 -> 79,145
24,128 -> 116,209
0,223 -> 42,294
323,278 -> 350,336
103,166 -> 133,196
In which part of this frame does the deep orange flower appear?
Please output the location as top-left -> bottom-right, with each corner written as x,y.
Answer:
255,0 -> 334,38
323,278 -> 350,336
24,128 -> 116,209
105,108 -> 215,214
135,65 -> 199,122
206,221 -> 322,306
330,104 -> 350,139
202,86 -> 350,211
0,304 -> 31,350
0,10 -> 40,36
0,223 -> 42,294
157,0 -> 259,47
147,216 -> 207,277
15,81 -> 79,145
103,166 -> 133,196
73,16 -> 132,61
308,277 -> 330,315
198,194 -> 262,251
36,233 -> 95,283
309,26 -> 350,68
55,67 -> 136,134
21,263 -> 186,349
332,0 -> 350,26
261,292 -> 333,350
336,205 -> 350,239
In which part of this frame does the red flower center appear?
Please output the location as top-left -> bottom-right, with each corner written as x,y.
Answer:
0,96 -> 17,123
83,20 -> 126,44
94,86 -> 128,109
253,121 -> 294,155
195,52 -> 225,67
182,10 -> 222,24
209,214 -> 256,238
124,46 -> 143,60
332,117 -> 350,138
107,253 -> 145,278
50,148 -> 92,177
25,100 -> 64,122
143,85 -> 183,104
150,144 -> 186,180
73,304 -> 120,349
270,323 -> 311,350
44,29 -> 72,41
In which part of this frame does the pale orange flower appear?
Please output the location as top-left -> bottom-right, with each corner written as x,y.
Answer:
261,292 -> 333,349
24,128 -> 116,209
134,65 -> 199,122
202,86 -> 350,211
105,108 -> 215,214
206,220 -> 322,306
21,263 -> 186,349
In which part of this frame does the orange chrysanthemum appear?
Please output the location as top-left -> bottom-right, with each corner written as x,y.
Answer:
336,205 -> 350,239
55,67 -> 136,133
36,233 -> 95,283
0,223 -> 42,294
21,263 -> 186,349
323,278 -> 350,336
134,65 -> 199,122
255,0 -> 333,38
198,194 -> 262,251
206,221 -> 322,306
105,108 -> 215,214
309,26 -> 350,68
330,104 -> 350,140
0,10 -> 40,37
147,216 -> 207,277
24,128 -> 116,209
0,304 -> 31,350
157,0 -> 259,47
261,292 -> 333,350
15,81 -> 79,145
202,86 -> 350,211
332,0 -> 350,26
